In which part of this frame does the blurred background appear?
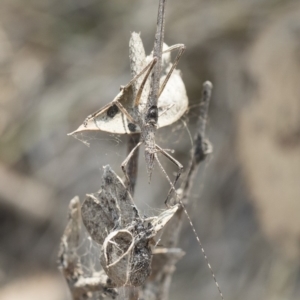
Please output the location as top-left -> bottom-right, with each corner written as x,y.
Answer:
0,0 -> 300,299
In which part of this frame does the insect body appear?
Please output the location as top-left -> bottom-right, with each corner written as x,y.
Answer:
70,0 -> 187,197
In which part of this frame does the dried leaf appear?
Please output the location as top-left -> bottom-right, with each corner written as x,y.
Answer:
69,34 -> 188,136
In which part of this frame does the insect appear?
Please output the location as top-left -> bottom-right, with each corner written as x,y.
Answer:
81,165 -> 179,287
69,0 -> 187,201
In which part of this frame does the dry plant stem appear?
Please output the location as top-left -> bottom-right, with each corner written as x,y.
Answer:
148,0 -> 166,110
129,287 -> 139,300
125,3 -> 169,296
126,134 -> 140,300
126,133 -> 141,194
181,81 -> 213,203
58,196 -> 118,300
126,8 -> 145,300
148,82 -> 213,300
125,19 -> 171,291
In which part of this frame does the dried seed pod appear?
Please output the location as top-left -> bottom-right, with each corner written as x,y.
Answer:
81,165 -> 140,245
101,230 -> 135,286
100,229 -> 152,287
81,165 -> 179,287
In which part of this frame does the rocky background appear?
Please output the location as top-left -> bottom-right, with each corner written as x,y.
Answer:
0,0 -> 300,299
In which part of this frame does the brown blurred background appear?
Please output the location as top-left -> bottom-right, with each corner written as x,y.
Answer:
0,0 -> 300,299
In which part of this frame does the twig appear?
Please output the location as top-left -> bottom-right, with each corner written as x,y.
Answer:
129,287 -> 139,300
126,133 -> 140,300
126,133 -> 141,194
180,81 -> 213,204
143,81 -> 213,300
148,0 -> 166,109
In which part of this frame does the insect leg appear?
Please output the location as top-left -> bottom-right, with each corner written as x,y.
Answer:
113,57 -> 158,123
84,57 -> 158,125
111,56 -> 158,125
121,141 -> 143,190
134,57 -> 157,107
83,92 -> 124,126
123,57 -> 157,91
155,144 -> 184,206
159,44 -> 186,98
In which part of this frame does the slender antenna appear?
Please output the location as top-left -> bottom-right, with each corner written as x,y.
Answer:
148,0 -> 166,109
179,200 -> 224,300
180,81 -> 224,299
